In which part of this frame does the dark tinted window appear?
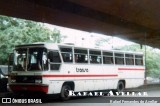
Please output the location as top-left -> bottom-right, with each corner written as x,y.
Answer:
89,50 -> 101,64
115,53 -> 124,65
135,55 -> 143,65
74,48 -> 88,63
103,51 -> 113,64
125,54 -> 134,65
60,47 -> 73,62
48,51 -> 61,70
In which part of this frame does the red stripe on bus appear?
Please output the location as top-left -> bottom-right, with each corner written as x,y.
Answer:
118,68 -> 145,71
42,74 -> 118,77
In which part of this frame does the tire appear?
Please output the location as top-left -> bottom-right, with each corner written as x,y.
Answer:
60,85 -> 71,101
116,81 -> 125,92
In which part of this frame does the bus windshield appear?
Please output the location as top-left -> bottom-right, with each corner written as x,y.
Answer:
13,48 -> 48,71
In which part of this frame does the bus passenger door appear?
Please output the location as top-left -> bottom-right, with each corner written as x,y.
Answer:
48,51 -> 61,71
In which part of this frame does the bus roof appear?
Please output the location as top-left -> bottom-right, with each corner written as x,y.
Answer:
15,42 -> 143,55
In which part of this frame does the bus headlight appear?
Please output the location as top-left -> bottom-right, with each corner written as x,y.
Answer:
35,79 -> 42,83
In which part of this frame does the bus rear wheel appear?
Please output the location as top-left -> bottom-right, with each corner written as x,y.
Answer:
117,81 -> 125,92
60,85 -> 71,100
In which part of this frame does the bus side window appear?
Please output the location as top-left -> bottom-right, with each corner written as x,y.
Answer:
135,55 -> 143,66
115,53 -> 124,65
60,47 -> 73,63
103,52 -> 113,64
125,54 -> 134,65
89,50 -> 101,64
48,51 -> 61,70
74,48 -> 88,63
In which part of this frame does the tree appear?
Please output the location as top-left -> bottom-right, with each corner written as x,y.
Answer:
0,15 -> 61,64
95,37 -> 111,47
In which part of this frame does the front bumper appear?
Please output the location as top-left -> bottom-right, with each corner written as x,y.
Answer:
9,83 -> 48,94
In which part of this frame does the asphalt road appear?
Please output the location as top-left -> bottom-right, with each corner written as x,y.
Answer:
0,84 -> 160,106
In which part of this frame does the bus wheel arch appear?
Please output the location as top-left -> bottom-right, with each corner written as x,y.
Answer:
60,81 -> 75,100
117,80 -> 125,92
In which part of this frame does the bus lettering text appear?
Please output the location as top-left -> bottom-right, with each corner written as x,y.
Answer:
76,68 -> 89,72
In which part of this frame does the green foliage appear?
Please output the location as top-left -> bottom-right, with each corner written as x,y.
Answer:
117,44 -> 160,78
95,37 -> 110,47
0,15 -> 61,65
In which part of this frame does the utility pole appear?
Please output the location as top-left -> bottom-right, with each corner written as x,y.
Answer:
144,32 -> 147,85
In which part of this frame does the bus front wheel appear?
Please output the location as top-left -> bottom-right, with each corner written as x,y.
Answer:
60,85 -> 71,100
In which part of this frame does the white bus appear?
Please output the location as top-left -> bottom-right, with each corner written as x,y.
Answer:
8,43 -> 145,100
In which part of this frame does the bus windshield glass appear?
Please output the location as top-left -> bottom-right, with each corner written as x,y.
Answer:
13,48 -> 48,71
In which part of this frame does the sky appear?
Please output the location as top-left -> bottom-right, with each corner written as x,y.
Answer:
45,23 -> 136,49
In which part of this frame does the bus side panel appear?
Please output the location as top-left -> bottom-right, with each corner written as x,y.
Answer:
118,66 -> 145,88
102,65 -> 118,90
104,79 -> 118,90
43,76 -> 65,94
67,64 -> 118,91
94,80 -> 104,91
48,81 -> 64,94
43,64 -> 74,94
74,80 -> 85,91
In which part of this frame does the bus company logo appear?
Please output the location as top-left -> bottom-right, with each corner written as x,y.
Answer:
2,98 -> 11,103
